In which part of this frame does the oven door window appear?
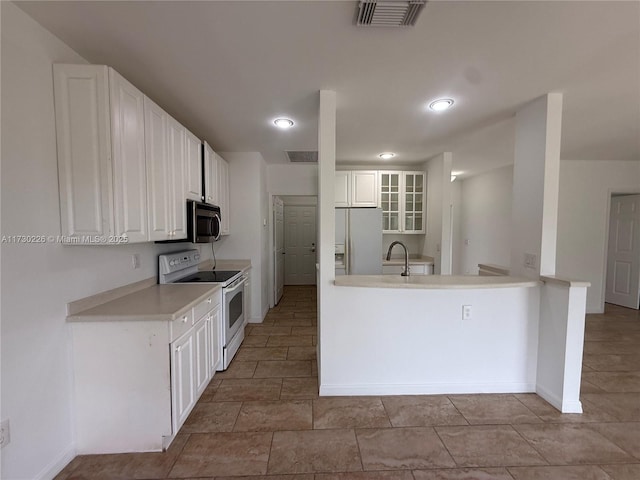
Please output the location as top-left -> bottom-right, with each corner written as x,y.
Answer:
228,290 -> 244,330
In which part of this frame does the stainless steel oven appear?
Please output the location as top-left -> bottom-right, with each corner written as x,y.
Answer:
159,249 -> 245,370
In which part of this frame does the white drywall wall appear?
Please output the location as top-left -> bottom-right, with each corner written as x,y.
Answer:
557,160 -> 640,313
423,153 -> 452,274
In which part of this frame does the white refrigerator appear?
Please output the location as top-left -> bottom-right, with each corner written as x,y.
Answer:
335,208 -> 383,275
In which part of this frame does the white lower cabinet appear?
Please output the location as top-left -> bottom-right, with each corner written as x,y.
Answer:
171,329 -> 196,432
381,263 -> 433,275
71,287 -> 223,454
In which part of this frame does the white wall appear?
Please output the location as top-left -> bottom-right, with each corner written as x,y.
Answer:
383,234 -> 423,258
422,153 -> 452,274
458,166 -> 513,274
0,4 -> 196,478
214,152 -> 269,321
556,160 -> 640,313
266,164 -> 318,196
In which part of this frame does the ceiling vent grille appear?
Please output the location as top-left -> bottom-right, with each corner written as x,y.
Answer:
287,151 -> 318,163
356,0 -> 427,27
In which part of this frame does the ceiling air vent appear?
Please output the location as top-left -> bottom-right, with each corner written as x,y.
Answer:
287,151 -> 318,163
356,0 -> 427,27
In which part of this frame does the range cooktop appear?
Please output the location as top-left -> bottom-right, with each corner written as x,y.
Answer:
176,270 -> 241,284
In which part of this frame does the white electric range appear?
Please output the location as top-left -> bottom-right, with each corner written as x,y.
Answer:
159,250 -> 245,370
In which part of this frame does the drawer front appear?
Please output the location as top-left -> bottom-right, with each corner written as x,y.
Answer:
170,310 -> 193,342
193,289 -> 221,321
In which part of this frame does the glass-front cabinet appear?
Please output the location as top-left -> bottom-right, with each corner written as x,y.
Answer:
379,171 -> 425,234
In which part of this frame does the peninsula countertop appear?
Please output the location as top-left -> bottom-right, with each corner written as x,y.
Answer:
335,274 -> 540,289
67,284 -> 221,322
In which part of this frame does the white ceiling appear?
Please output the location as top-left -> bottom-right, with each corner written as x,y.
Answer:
16,0 -> 640,177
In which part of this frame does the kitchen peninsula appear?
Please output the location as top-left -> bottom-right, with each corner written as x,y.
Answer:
325,273 -> 588,414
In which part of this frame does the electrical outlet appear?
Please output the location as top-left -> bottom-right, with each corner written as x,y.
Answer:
131,254 -> 140,269
524,253 -> 537,269
464,238 -> 469,246
1,419 -> 10,448
462,305 -> 472,321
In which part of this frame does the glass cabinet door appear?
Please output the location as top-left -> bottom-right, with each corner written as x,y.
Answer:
380,172 -> 401,233
403,172 -> 425,233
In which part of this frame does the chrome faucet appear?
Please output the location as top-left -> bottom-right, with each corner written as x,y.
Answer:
386,241 -> 410,276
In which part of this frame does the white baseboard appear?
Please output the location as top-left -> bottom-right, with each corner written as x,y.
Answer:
35,443 -> 76,480
319,382 -> 536,396
536,384 -> 582,413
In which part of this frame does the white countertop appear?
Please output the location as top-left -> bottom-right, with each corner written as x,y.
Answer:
335,274 -> 540,289
67,284 -> 221,322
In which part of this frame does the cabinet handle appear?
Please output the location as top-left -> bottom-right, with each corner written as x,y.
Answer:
182,315 -> 188,323
176,345 -> 181,353
207,298 -> 212,304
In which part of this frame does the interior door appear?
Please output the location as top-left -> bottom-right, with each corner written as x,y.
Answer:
274,197 -> 285,304
606,194 -> 640,309
284,205 -> 317,285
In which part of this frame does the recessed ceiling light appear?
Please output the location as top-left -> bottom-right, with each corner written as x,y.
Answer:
429,99 -> 454,112
274,118 -> 294,129
378,152 -> 395,160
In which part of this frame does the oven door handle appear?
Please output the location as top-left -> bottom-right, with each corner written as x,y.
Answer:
225,278 -> 245,293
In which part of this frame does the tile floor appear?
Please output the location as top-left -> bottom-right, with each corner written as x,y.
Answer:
56,287 -> 640,480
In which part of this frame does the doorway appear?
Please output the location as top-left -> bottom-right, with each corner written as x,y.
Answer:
284,203 -> 317,285
605,194 -> 640,309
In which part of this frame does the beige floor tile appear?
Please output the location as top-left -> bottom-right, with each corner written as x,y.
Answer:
435,425 -> 547,467
272,318 -> 314,327
599,463 -> 640,480
316,472 -> 414,479
280,377 -> 319,399
582,393 -> 640,421
507,465 -> 612,479
287,346 -> 317,360
412,467 -> 514,479
314,397 -> 391,429
583,372 -> 640,393
213,378 -> 283,402
514,394 -> 617,423
215,475 -> 313,480
254,360 -> 312,378
449,394 -> 541,425
56,433 -> 189,479
291,326 -> 318,335
169,432 -> 272,477
214,360 -> 257,379
582,379 -> 607,394
588,422 -> 640,459
266,335 -> 313,347
514,423 -> 634,464
235,346 -> 289,361
268,429 -> 362,474
583,341 -> 640,355
584,331 -> 640,343
382,395 -> 468,427
181,401 -> 241,433
242,335 -> 269,347
356,427 -> 456,470
583,354 -> 640,372
249,325 -> 293,336
233,400 -> 312,432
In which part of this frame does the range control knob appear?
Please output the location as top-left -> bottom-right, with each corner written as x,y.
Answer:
194,253 -> 200,261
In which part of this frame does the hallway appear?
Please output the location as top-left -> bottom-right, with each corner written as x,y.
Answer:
56,287 -> 640,479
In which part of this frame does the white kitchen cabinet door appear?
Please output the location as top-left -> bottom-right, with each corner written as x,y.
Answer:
208,305 -> 223,373
109,68 -> 148,243
144,97 -> 170,241
335,171 -> 351,207
351,171 -> 378,207
167,116 -> 187,240
203,142 -> 218,206
171,331 -> 196,433
53,64 -> 113,239
380,172 -> 402,233
403,172 -> 425,233
217,153 -> 230,235
194,316 -> 209,396
185,130 -> 202,202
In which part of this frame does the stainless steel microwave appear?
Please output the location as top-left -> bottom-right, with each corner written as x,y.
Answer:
187,200 -> 221,243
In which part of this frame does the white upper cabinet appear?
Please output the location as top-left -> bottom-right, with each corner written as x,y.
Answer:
144,99 -> 187,241
335,171 -> 351,207
54,64 -> 148,243
185,130 -> 202,202
217,153 -> 230,235
379,171 -> 425,233
335,171 -> 378,207
203,142 -> 218,206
